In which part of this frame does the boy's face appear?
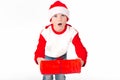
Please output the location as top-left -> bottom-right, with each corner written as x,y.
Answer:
51,13 -> 68,31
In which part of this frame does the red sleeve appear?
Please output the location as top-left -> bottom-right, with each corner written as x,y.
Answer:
72,33 -> 87,67
34,34 -> 46,64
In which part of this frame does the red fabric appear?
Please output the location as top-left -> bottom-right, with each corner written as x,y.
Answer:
49,1 -> 68,9
40,59 -> 81,74
34,34 -> 46,64
72,33 -> 87,66
40,60 -> 60,74
61,59 -> 81,74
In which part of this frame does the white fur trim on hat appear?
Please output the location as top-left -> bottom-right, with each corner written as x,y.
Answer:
48,6 -> 69,20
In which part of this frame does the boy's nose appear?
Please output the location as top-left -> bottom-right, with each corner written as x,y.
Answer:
58,16 -> 62,21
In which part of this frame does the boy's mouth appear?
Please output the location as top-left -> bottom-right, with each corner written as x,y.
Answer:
58,23 -> 62,26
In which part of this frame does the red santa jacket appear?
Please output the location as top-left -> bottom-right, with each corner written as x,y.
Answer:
34,24 -> 87,66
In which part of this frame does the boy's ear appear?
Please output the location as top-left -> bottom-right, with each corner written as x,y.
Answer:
67,17 -> 69,21
50,18 -> 52,22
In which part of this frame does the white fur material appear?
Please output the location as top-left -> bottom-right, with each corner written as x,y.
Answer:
48,7 -> 69,20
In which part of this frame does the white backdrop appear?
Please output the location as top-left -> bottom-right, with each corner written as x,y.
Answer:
0,0 -> 120,80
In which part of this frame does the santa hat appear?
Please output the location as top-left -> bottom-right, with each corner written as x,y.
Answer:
48,1 -> 69,21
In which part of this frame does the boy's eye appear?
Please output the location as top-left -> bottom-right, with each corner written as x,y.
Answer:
53,14 -> 65,18
61,14 -> 65,16
53,15 -> 57,17
61,14 -> 65,17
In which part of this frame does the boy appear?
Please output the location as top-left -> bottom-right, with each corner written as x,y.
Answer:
34,1 -> 87,80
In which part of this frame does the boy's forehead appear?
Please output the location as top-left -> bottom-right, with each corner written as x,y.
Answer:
53,13 -> 66,15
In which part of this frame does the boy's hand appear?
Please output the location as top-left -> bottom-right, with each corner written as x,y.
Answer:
37,57 -> 45,65
78,58 -> 84,67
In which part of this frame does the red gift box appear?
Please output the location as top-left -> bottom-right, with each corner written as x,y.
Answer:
40,59 -> 81,74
